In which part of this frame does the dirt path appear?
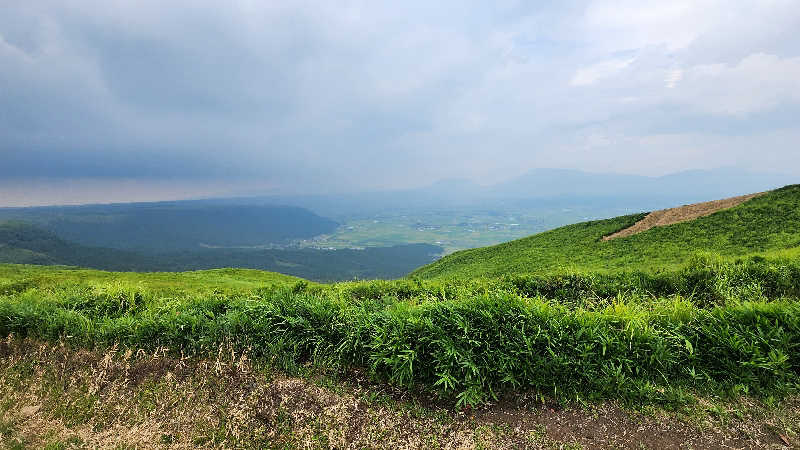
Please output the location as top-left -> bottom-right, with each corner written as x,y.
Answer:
2,337 -> 797,449
603,192 -> 765,241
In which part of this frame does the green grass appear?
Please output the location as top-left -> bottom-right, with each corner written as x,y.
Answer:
412,185 -> 800,279
0,264 -> 304,297
1,257 -> 799,408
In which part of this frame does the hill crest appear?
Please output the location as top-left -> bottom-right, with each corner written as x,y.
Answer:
602,191 -> 765,241
412,184 -> 800,279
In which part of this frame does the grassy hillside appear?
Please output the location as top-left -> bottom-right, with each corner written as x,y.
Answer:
0,202 -> 338,251
412,185 -> 800,279
0,221 -> 441,281
0,221 -> 155,271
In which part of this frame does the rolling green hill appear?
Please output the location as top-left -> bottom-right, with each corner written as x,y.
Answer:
0,221 -> 441,281
0,221 -> 154,270
412,184 -> 800,279
0,202 -> 339,252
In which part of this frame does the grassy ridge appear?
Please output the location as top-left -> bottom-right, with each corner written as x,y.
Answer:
2,258 -> 799,407
412,185 -> 800,279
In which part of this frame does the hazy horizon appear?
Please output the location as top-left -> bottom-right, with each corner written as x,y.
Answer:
0,166 -> 795,208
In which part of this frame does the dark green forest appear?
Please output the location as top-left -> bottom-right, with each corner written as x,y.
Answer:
0,221 -> 440,281
0,202 -> 338,251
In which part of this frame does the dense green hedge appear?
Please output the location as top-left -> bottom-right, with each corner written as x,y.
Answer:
2,258 -> 799,406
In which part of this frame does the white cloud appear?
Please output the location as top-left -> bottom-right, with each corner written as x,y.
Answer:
583,0 -> 710,52
570,57 -> 635,86
581,0 -> 800,67
672,53 -> 800,115
664,69 -> 683,89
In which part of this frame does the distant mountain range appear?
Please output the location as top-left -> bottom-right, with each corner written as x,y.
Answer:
248,167 -> 796,218
488,168 -> 792,201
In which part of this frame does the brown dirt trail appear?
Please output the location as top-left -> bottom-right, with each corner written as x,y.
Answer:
603,192 -> 765,241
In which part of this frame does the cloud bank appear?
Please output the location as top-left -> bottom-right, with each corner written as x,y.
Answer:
1,0 -> 799,202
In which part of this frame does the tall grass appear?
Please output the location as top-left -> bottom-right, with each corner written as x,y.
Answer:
1,257 -> 799,407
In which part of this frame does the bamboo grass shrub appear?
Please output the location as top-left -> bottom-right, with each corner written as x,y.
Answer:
2,258 -> 799,407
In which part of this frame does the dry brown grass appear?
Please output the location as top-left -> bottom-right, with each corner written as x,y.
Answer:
1,336 -> 796,449
603,192 -> 766,241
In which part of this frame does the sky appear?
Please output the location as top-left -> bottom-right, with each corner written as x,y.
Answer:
2,0 -> 800,205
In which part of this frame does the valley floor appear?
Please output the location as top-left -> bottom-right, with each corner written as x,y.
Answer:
1,337 -> 796,449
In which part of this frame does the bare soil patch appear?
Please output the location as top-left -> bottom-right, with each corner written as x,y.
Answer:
1,336 -> 797,449
603,192 -> 766,241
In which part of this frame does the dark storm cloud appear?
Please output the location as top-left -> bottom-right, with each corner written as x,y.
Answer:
1,0 -> 799,199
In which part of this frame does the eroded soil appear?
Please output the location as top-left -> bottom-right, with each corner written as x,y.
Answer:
603,192 -> 765,241
0,337 -> 796,449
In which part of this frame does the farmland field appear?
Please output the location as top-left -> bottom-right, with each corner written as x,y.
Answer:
296,205 -> 642,254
